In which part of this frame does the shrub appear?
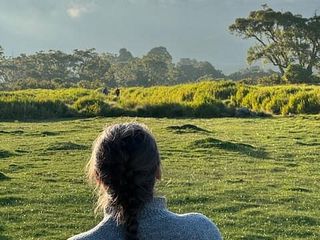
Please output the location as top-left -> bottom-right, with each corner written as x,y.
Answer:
258,73 -> 283,85
282,91 -> 320,115
73,96 -> 109,117
0,100 -> 73,120
135,103 -> 191,118
193,101 -> 235,118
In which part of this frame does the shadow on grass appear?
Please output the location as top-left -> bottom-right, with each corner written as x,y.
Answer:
0,226 -> 10,240
269,215 -> 318,227
241,234 -> 273,240
0,197 -> 24,206
40,131 -> 60,136
214,202 -> 260,213
166,124 -> 210,134
0,234 -> 11,240
0,129 -> 60,137
0,172 -> 10,181
7,163 -> 26,173
168,196 -> 213,205
0,150 -> 16,159
296,141 -> 320,146
14,149 -> 29,154
46,141 -> 88,151
0,130 -> 24,135
192,137 -> 268,159
288,187 -> 312,193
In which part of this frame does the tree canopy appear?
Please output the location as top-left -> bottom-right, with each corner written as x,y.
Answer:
0,46 -> 225,90
229,6 -> 320,82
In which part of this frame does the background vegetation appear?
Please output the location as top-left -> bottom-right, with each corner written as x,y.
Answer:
0,81 -> 319,120
1,6 -> 319,91
0,46 -> 225,90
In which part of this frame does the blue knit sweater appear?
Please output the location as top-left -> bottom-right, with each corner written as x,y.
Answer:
69,197 -> 222,240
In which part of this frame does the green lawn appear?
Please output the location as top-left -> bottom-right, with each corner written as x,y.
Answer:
0,116 -> 319,240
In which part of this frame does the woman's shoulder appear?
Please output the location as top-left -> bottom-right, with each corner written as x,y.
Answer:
68,217 -> 119,240
172,212 -> 222,239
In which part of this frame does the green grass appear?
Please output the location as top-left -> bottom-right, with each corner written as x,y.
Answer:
0,81 -> 319,120
0,116 -> 319,239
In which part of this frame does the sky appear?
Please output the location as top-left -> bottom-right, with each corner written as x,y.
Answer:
0,0 -> 319,74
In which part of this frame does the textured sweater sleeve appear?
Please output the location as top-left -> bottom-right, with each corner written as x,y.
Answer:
193,213 -> 223,240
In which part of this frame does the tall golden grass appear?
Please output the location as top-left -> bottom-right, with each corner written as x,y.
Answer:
0,81 -> 319,119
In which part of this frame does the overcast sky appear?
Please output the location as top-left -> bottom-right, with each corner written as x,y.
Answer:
0,0 -> 319,73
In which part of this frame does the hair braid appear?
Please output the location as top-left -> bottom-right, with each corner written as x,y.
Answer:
89,123 -> 160,240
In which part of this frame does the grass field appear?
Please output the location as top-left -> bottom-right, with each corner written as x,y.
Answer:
1,82 -> 319,120
0,116 -> 319,240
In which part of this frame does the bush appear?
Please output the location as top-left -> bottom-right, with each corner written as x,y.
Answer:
193,101 -> 235,117
0,100 -> 73,120
282,91 -> 320,115
73,96 -> 110,117
135,103 -> 191,118
258,73 -> 283,85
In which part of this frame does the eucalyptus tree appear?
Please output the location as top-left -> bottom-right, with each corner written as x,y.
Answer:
229,6 -> 320,79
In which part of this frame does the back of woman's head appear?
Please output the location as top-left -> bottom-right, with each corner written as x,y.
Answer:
88,122 -> 160,240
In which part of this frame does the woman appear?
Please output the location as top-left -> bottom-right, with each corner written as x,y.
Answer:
69,123 -> 222,240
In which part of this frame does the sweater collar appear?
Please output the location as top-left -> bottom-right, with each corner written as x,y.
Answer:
104,196 -> 167,219
139,196 -> 167,218
143,196 -> 166,210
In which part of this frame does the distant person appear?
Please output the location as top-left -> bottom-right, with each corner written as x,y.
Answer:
69,123 -> 222,240
102,87 -> 109,95
115,88 -> 120,98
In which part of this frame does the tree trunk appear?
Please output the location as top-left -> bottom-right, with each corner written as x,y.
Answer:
307,63 -> 313,75
279,66 -> 285,76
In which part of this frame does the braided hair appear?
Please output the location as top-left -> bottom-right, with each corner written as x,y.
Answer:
87,123 -> 160,240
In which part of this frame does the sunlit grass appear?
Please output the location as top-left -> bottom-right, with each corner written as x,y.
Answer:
0,82 -> 319,120
0,116 -> 319,239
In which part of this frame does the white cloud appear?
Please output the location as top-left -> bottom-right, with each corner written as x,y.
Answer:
67,5 -> 87,18
67,1 -> 95,18
126,0 -> 208,5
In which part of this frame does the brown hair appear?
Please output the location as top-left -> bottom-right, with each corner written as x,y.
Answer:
87,122 -> 160,240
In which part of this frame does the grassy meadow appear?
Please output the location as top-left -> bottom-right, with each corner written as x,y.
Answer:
0,116 -> 319,239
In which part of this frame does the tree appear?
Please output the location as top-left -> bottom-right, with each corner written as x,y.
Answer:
0,46 -> 226,89
142,46 -> 174,86
0,46 -> 6,82
282,64 -> 312,83
31,50 -> 72,81
228,66 -> 277,81
72,48 -> 111,82
297,15 -> 320,73
176,58 -> 224,83
229,6 -> 320,78
117,48 -> 134,63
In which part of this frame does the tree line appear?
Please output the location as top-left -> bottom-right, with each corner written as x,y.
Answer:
0,5 -> 319,90
0,46 -> 225,90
